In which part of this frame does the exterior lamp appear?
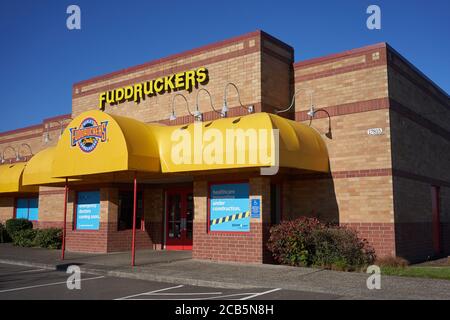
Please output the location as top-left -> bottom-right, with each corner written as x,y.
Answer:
223,82 -> 254,117
275,87 -> 314,115
43,118 -> 72,143
2,146 -> 18,164
170,93 -> 203,122
196,88 -> 225,118
18,143 -> 33,161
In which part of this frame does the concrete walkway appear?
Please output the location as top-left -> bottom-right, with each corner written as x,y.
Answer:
1,244 -> 450,299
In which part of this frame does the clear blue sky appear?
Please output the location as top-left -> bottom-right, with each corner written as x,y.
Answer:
0,0 -> 449,132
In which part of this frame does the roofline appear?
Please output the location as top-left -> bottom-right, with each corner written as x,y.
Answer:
74,30 -> 293,89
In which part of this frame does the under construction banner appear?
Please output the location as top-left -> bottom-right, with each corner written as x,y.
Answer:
209,183 -> 250,232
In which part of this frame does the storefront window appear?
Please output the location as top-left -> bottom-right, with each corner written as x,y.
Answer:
75,191 -> 100,230
118,191 -> 143,231
15,198 -> 39,221
209,183 -> 250,233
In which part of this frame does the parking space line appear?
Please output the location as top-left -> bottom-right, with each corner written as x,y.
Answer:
0,275 -> 105,293
115,284 -> 184,300
14,268 -> 48,274
147,292 -> 223,296
240,288 -> 282,300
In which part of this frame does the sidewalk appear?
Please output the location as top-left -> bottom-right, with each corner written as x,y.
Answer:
1,244 -> 450,299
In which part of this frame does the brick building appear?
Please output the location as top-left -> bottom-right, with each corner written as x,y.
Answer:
0,30 -> 449,263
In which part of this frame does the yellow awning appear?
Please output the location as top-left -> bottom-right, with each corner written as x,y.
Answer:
22,147 -> 71,186
154,112 -> 329,173
25,110 -> 328,181
52,110 -> 160,178
0,162 -> 38,193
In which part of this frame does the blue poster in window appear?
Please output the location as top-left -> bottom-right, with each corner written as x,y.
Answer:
76,191 -> 100,230
251,199 -> 260,219
210,183 -> 250,232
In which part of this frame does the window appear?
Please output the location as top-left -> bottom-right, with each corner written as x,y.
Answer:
118,191 -> 143,230
75,191 -> 100,230
15,198 -> 39,221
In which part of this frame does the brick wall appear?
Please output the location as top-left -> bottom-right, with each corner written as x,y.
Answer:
292,43 -> 395,258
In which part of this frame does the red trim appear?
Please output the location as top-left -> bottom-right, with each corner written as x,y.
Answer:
73,30 -> 264,89
207,180 -> 250,235
294,42 -> 387,68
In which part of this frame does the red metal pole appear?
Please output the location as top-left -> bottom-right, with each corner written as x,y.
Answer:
61,177 -> 68,260
131,173 -> 137,266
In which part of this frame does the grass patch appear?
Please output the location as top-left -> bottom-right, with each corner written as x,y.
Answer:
381,266 -> 450,281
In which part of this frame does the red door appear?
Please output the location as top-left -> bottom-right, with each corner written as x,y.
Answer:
166,189 -> 194,250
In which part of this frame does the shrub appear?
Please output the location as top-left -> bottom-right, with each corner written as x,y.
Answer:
312,227 -> 376,271
5,218 -> 33,240
12,229 -> 37,247
267,217 -> 324,266
267,217 -> 376,270
34,228 -> 62,249
0,223 -> 10,243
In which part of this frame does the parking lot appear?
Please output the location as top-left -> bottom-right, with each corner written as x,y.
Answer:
0,263 -> 340,300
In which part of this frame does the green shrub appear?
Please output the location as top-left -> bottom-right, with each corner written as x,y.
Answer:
267,217 -> 376,271
311,227 -> 376,271
5,218 -> 33,240
12,229 -> 37,247
267,217 -> 324,266
34,228 -> 62,249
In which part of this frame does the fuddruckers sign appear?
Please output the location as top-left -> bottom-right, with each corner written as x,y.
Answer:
98,67 -> 208,110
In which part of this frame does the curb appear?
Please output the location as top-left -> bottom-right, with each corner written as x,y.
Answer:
0,259 -> 257,290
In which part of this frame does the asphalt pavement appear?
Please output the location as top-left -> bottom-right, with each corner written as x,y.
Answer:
0,263 -> 340,300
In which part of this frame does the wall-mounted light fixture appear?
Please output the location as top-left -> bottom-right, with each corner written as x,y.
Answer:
18,143 -> 33,161
196,88 -> 225,118
43,118 -> 73,143
275,87 -> 314,115
2,146 -> 19,164
307,106 -> 333,139
169,93 -> 203,122
223,82 -> 254,117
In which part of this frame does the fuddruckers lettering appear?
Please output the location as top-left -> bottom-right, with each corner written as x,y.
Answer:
98,67 -> 208,110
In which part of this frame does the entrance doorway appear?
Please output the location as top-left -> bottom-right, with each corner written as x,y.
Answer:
166,189 -> 194,250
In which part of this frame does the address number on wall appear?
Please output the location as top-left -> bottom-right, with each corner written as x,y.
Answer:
367,128 -> 383,135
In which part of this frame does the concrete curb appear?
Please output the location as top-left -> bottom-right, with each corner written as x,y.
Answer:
0,259 -> 258,290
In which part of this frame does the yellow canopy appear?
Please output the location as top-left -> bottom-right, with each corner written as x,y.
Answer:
52,110 -> 160,178
21,110 -> 328,183
154,112 -> 329,173
0,162 -> 38,193
22,147 -> 71,186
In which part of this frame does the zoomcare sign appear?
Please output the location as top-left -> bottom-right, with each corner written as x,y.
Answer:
70,118 -> 108,153
98,67 -> 208,110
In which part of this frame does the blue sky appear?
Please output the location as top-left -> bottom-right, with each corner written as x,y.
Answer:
0,0 -> 449,132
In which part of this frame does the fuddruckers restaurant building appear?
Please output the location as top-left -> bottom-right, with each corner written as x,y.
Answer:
1,30 -> 449,264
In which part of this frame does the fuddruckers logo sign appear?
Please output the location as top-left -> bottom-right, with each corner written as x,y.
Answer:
70,118 -> 108,153
98,67 -> 208,110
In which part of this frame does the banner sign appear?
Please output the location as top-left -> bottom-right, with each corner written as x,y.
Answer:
76,191 -> 100,230
210,183 -> 250,232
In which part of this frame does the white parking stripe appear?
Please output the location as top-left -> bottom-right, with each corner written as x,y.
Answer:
147,292 -> 223,296
240,288 -> 282,300
0,275 -> 105,293
115,284 -> 184,300
14,268 -> 47,274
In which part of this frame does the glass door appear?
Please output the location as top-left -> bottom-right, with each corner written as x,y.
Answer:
166,189 -> 194,250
